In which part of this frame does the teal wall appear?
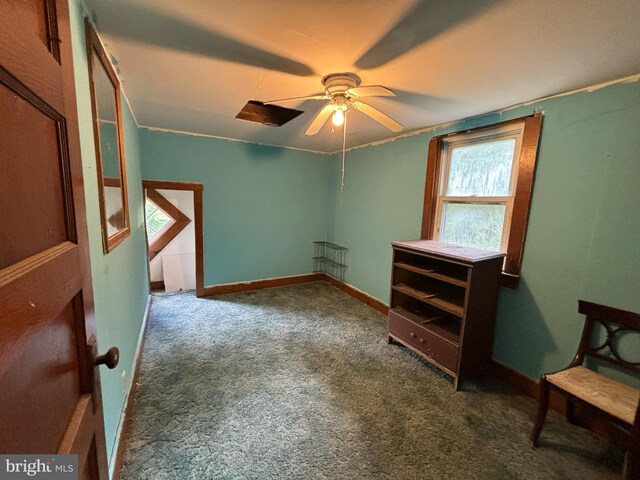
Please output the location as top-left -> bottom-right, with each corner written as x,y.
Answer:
69,0 -> 149,473
140,130 -> 331,285
327,80 -> 640,381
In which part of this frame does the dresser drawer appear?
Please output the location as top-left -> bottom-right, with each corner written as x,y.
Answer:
389,308 -> 459,373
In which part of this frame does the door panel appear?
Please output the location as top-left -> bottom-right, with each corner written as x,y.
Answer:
0,81 -> 72,268
0,1 -> 110,478
0,300 -> 80,453
0,2 -> 64,112
22,0 -> 49,52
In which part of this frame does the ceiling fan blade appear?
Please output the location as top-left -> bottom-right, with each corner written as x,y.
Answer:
351,101 -> 403,132
265,93 -> 329,104
305,104 -> 334,136
346,85 -> 396,98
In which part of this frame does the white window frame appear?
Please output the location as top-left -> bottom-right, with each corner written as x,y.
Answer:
432,122 -> 525,253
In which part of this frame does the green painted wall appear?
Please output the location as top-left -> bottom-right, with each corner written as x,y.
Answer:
327,80 -> 640,381
68,0 -> 149,472
140,130 -> 331,285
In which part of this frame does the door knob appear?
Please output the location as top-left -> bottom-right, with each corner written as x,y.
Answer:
94,346 -> 120,369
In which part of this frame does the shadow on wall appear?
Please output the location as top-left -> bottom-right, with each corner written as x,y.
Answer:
494,278 -> 558,378
243,142 -> 288,160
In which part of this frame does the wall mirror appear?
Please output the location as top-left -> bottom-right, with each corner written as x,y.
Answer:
86,20 -> 130,253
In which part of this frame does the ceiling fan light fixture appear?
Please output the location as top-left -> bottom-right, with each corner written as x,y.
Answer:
332,104 -> 347,126
297,72 -> 402,136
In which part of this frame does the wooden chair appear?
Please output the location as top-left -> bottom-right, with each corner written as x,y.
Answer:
529,300 -> 640,478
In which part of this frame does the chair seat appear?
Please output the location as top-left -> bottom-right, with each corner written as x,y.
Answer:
547,366 -> 640,424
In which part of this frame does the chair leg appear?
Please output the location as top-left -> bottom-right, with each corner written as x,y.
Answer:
530,376 -> 550,447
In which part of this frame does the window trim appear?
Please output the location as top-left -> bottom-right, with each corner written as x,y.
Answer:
145,188 -> 192,261
421,113 -> 543,289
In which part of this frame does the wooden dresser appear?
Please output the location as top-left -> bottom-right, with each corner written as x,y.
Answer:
388,240 -> 505,390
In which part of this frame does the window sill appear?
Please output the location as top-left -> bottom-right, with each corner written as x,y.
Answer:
501,271 -> 520,289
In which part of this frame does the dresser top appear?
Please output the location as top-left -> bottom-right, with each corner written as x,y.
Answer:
392,240 -> 506,263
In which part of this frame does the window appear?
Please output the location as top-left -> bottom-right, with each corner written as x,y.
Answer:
421,114 -> 543,288
145,199 -> 172,241
144,188 -> 192,261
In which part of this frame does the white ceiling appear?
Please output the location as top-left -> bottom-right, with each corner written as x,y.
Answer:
85,0 -> 640,153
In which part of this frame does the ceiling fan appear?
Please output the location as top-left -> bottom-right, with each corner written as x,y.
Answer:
265,73 -> 403,135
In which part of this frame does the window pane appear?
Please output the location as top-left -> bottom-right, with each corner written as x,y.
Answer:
441,203 -> 505,252
145,201 -> 157,218
147,208 -> 170,231
145,199 -> 172,240
446,139 -> 516,196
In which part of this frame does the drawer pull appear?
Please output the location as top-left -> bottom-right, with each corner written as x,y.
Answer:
409,332 -> 416,338
419,338 -> 424,344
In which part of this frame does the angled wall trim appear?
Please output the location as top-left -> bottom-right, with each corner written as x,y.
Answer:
145,188 -> 191,261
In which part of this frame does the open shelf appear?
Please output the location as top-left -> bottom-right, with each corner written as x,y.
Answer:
391,306 -> 460,345
313,256 -> 347,269
393,261 -> 468,287
313,241 -> 348,251
393,283 -> 464,318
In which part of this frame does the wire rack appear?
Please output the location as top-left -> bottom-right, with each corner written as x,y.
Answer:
313,241 -> 348,282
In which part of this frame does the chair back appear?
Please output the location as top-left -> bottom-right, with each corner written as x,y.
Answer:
575,300 -> 640,375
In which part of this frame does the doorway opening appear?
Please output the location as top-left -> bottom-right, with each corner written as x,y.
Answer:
142,180 -> 204,297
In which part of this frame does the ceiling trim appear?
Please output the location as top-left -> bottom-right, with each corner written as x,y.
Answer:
137,124 -> 331,155
120,86 -> 140,127
330,72 -> 640,155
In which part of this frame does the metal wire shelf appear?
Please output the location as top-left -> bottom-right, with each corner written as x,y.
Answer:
313,241 -> 348,282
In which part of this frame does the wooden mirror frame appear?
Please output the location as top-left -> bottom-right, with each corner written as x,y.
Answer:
85,19 -> 130,253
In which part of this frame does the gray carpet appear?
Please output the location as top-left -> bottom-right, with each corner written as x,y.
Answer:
122,282 -> 623,479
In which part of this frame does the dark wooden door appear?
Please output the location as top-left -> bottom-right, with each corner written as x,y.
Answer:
0,1 -> 112,478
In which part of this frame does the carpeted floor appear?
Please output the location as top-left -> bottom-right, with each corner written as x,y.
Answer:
121,282 -> 623,479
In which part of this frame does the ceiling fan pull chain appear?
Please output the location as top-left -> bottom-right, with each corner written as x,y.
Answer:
341,110 -> 348,196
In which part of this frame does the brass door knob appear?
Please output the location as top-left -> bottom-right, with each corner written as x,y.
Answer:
94,346 -> 120,369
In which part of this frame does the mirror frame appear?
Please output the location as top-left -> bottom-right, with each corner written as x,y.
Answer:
85,19 -> 130,253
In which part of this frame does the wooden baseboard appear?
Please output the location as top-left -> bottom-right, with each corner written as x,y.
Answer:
201,273 -> 325,297
111,299 -> 151,480
490,360 -> 566,413
200,272 -> 388,315
149,280 -> 164,290
322,275 -> 389,315
490,360 -> 631,449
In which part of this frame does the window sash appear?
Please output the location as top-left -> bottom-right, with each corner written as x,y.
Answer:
433,125 -> 524,253
435,199 -> 513,252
